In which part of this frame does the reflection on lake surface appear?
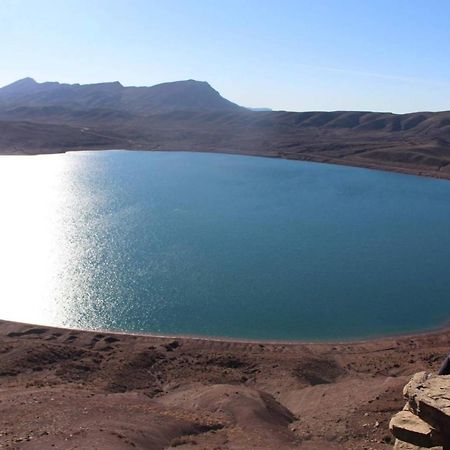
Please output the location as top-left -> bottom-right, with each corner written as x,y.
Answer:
1,150 -> 450,340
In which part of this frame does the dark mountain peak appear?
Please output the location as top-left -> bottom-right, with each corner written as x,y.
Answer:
2,77 -> 38,91
150,79 -> 212,89
139,79 -> 241,112
185,79 -> 211,87
10,77 -> 37,85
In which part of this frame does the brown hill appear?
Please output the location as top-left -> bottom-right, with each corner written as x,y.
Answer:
0,78 -> 449,179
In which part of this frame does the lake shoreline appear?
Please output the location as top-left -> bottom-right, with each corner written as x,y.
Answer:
1,318 -> 449,448
2,149 -> 450,448
3,317 -> 450,347
3,149 -> 450,345
2,145 -> 450,183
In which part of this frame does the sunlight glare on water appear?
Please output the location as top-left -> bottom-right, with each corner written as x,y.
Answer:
0,154 -> 72,325
1,150 -> 450,340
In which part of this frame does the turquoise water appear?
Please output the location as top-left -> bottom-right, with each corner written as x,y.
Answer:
2,150 -> 450,340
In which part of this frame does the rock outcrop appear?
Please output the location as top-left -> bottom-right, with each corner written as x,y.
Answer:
390,372 -> 450,449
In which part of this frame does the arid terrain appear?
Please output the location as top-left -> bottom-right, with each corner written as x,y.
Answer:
0,78 -> 449,180
1,319 -> 449,449
1,78 -> 450,449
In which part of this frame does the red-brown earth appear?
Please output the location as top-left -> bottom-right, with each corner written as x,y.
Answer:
1,320 -> 449,449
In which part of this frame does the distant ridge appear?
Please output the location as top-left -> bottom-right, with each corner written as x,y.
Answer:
0,78 -> 243,114
0,77 -> 449,180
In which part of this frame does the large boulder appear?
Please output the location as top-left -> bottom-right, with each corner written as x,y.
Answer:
404,372 -> 450,432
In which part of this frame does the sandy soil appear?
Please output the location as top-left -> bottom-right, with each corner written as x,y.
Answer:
1,320 -> 449,449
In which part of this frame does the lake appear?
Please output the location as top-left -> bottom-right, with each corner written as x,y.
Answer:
1,150 -> 450,341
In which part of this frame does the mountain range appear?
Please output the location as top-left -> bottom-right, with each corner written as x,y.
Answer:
1,77 -> 449,179
0,78 -> 242,114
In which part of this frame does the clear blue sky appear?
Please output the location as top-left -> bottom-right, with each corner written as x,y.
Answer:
1,0 -> 449,113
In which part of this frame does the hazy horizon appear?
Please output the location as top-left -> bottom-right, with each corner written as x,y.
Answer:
2,0 -> 450,113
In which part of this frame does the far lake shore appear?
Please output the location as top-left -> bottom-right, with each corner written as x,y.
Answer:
2,145 -> 450,182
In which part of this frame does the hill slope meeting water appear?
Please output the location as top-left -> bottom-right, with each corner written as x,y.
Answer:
0,77 -> 449,180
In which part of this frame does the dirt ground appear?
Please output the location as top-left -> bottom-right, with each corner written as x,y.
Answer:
1,320 -> 449,449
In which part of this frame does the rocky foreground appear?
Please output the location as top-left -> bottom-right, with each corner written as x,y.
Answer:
390,372 -> 450,449
1,320 -> 450,449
